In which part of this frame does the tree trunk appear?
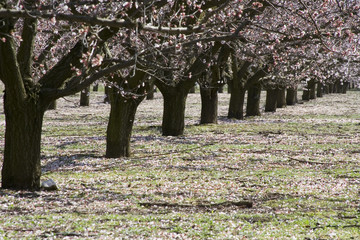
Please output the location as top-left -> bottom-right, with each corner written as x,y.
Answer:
80,86 -> 90,106
146,80 -> 155,100
104,85 -> 111,103
105,90 -> 143,158
189,86 -> 196,93
317,82 -> 323,97
286,87 -> 297,105
324,85 -> 329,94
200,86 -> 218,124
276,88 -> 286,108
342,82 -> 349,94
265,89 -> 278,112
309,82 -> 316,99
246,84 -> 261,116
217,86 -> 223,93
2,96 -> 45,190
161,87 -> 188,136
93,83 -> 99,92
329,84 -> 334,93
47,100 -> 56,110
302,88 -> 310,101
228,87 -> 245,119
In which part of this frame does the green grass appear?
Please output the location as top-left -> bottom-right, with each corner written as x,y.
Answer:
1,90 -> 360,239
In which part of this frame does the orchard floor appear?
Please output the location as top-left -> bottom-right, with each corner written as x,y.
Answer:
1,89 -> 360,239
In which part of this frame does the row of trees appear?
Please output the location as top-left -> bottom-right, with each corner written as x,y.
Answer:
0,0 -> 359,190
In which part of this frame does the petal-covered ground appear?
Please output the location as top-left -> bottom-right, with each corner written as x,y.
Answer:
1,88 -> 360,239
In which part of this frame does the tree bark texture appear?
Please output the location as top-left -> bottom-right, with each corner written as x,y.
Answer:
228,87 -> 245,119
2,95 -> 46,190
246,84 -> 261,116
265,89 -> 278,112
161,87 -> 188,136
106,90 -> 143,158
200,86 -> 218,124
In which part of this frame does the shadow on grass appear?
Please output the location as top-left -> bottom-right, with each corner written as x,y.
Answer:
41,153 -> 100,173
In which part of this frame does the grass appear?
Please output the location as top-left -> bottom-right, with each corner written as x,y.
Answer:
1,89 -> 360,239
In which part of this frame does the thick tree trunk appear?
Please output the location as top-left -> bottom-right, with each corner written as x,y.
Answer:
329,84 -> 334,93
217,86 -> 223,93
246,84 -> 261,116
106,91 -> 143,158
265,89 -> 278,112
189,86 -> 196,93
161,88 -> 188,136
302,88 -> 310,101
80,86 -> 90,106
276,88 -> 286,108
2,96 -> 45,190
286,87 -> 297,105
200,86 -> 218,124
228,87 -> 245,119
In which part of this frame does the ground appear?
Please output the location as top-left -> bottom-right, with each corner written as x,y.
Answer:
0,88 -> 360,239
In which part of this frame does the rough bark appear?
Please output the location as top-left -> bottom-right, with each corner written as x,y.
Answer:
246,84 -> 261,116
106,90 -> 143,158
276,88 -> 286,108
265,89 -> 278,112
228,87 -> 245,119
200,86 -> 218,124
2,94 -> 47,190
160,87 -> 188,136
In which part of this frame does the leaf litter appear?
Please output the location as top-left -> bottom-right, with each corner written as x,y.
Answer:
0,90 -> 360,239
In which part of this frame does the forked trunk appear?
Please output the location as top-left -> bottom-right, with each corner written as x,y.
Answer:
200,86 -> 218,124
161,88 -> 188,136
2,96 -> 46,190
106,91 -> 143,158
246,84 -> 261,116
265,89 -> 278,112
276,88 -> 286,108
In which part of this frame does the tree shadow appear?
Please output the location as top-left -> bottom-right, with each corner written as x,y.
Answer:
41,153 -> 100,173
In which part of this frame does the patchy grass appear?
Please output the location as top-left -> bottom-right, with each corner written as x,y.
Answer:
1,89 -> 360,239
